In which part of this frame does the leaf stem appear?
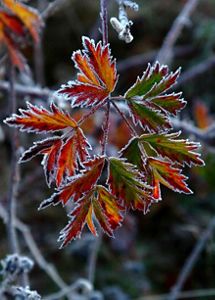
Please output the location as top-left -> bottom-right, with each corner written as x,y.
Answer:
101,102 -> 111,155
78,100 -> 106,126
111,100 -> 137,136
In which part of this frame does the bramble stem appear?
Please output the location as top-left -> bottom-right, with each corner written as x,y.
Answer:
101,102 -> 111,155
7,63 -> 19,254
111,100 -> 137,136
78,101 -> 106,126
100,0 -> 109,45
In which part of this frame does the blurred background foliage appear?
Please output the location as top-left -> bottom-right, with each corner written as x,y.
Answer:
1,0 -> 215,299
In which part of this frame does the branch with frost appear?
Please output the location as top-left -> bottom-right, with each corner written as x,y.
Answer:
41,0 -> 72,20
168,217 -> 215,300
0,203 -> 67,290
110,0 -> 139,43
156,0 -> 199,65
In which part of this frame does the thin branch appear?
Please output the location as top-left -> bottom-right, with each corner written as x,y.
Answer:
101,102 -> 111,155
7,63 -> 19,254
168,217 -> 215,300
0,80 -> 52,98
117,45 -> 194,72
176,54 -> 215,88
78,101 -> 107,127
34,39 -> 45,87
0,203 -> 67,290
156,0 -> 199,65
100,0 -> 109,45
41,0 -> 70,20
171,118 -> 215,148
87,230 -> 103,285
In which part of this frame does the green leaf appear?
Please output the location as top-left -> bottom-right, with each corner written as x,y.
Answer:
120,137 -> 143,169
128,100 -> 171,132
140,132 -> 204,167
151,93 -> 186,116
125,62 -> 180,99
108,157 -> 153,212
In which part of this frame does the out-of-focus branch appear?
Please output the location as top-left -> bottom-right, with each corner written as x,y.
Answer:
118,45 -> 194,72
0,203 -> 67,290
41,0 -> 71,20
171,118 -> 215,148
168,217 -> 215,300
7,64 -> 19,254
87,230 -> 103,285
0,80 -> 53,98
176,55 -> 215,88
156,0 -> 199,65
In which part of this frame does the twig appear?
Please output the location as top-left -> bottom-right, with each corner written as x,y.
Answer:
7,63 -> 19,254
168,217 -> 215,300
176,54 -> 215,88
156,0 -> 199,65
43,278 -> 93,300
87,230 -> 103,285
171,118 -> 215,148
100,0 -> 109,45
0,203 -> 67,290
34,39 -> 45,87
117,45 -> 194,72
41,0 -> 70,20
101,102 -> 111,155
0,80 -> 52,98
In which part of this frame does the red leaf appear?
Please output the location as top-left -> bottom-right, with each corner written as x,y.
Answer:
19,137 -> 61,163
96,185 -> 123,230
59,191 -> 95,247
59,185 -> 123,247
5,102 -> 77,133
56,128 -> 90,187
39,156 -> 105,208
58,37 -> 118,107
148,157 -> 192,200
2,0 -> 43,43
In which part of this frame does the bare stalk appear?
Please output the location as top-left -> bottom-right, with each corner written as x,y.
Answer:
87,230 -> 103,284
168,217 -> 215,300
7,63 -> 19,254
100,0 -> 109,45
101,102 -> 111,155
156,0 -> 199,65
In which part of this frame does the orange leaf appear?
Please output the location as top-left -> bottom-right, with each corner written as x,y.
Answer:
56,128 -> 90,187
58,37 -> 118,107
2,0 -> 43,43
59,185 -> 123,247
194,101 -> 213,129
40,156 -> 105,208
5,102 -> 77,133
0,12 -> 26,69
148,157 -> 192,200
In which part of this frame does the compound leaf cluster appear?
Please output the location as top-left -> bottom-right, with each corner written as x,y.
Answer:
5,37 -> 204,247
